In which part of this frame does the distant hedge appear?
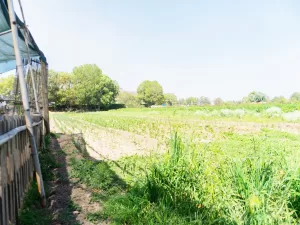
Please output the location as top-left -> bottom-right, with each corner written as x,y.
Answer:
49,103 -> 125,112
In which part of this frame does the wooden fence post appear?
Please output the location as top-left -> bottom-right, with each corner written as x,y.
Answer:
41,61 -> 50,136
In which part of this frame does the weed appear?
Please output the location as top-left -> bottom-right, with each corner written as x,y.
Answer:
51,109 -> 300,224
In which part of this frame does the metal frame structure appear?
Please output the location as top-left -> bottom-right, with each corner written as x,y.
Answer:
6,0 -> 46,205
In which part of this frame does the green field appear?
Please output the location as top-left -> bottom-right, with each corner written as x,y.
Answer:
51,105 -> 300,224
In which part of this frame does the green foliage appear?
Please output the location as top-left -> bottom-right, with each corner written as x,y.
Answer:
116,91 -> 141,108
52,108 -> 300,224
70,158 -> 126,191
290,92 -> 300,102
48,64 -> 119,109
19,182 -> 52,225
228,159 -> 295,224
137,80 -> 164,107
72,64 -> 119,109
164,93 -> 178,106
198,96 -> 211,105
19,135 -> 56,224
244,91 -> 269,103
0,75 -> 14,97
178,98 -> 187,105
186,97 -> 198,105
214,97 -> 223,105
271,96 -> 288,104
48,70 -> 76,106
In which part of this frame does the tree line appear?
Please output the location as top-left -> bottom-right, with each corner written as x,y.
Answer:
1,64 -> 300,109
118,87 -> 300,107
48,64 -> 119,110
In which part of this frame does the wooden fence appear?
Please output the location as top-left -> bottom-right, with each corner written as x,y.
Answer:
0,114 -> 43,225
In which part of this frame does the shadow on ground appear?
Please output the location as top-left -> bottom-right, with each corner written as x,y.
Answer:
46,132 -> 127,225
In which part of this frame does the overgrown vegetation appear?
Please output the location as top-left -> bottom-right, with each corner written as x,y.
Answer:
19,133 -> 79,225
53,108 -> 300,224
19,135 -> 55,225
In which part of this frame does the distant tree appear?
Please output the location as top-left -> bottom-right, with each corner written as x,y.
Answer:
0,75 -> 14,97
186,97 -> 198,106
290,92 -> 300,102
49,70 -> 76,106
164,93 -> 178,106
48,65 -> 119,109
244,91 -> 268,103
116,91 -> 140,108
178,98 -> 187,105
72,64 -> 119,109
198,96 -> 211,105
271,96 -> 288,104
214,97 -> 223,105
137,80 -> 164,107
48,70 -> 60,103
225,101 -> 242,105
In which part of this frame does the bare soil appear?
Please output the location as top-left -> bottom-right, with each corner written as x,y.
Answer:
47,134 -> 108,225
50,119 -> 162,160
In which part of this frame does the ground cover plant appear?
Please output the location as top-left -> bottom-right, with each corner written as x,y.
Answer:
50,104 -> 300,224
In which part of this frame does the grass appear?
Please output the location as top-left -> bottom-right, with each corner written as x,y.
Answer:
50,105 -> 300,224
66,130 -> 300,224
19,133 -> 80,225
19,181 -> 52,225
19,135 -> 55,225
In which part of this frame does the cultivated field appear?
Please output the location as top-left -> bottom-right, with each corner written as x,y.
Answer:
51,105 -> 300,224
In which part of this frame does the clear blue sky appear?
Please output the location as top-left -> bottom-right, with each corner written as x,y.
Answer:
14,0 -> 300,101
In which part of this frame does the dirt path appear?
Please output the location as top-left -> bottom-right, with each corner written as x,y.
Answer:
47,134 -> 108,225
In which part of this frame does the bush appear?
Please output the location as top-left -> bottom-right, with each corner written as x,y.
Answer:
220,109 -> 233,117
232,109 -> 246,118
282,111 -> 300,122
264,107 -> 282,118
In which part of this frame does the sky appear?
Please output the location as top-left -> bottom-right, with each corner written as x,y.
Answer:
12,0 -> 300,101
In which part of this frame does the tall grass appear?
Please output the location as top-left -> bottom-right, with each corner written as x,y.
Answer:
99,133 -> 300,224
52,111 -> 300,224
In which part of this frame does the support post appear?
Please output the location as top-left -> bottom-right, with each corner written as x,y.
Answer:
7,0 -> 46,206
41,61 -> 50,135
17,0 -> 40,113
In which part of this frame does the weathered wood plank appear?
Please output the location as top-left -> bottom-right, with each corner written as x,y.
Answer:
0,115 -> 43,225
1,119 -> 9,225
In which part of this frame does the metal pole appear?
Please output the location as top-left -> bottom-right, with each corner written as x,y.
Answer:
0,29 -> 11,36
17,0 -> 40,113
7,0 -> 46,206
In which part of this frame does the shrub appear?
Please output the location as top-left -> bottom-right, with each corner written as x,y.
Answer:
220,109 -> 233,117
282,111 -> 300,122
232,109 -> 246,118
264,107 -> 282,118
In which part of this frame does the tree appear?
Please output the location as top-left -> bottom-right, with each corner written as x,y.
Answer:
49,70 -> 76,106
244,91 -> 268,103
137,80 -> 164,107
271,96 -> 288,104
48,65 -> 119,110
0,75 -> 14,97
72,64 -> 119,109
198,96 -> 211,105
214,97 -> 223,105
164,93 -> 178,106
290,92 -> 300,102
178,98 -> 187,105
116,91 -> 140,108
186,97 -> 198,105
